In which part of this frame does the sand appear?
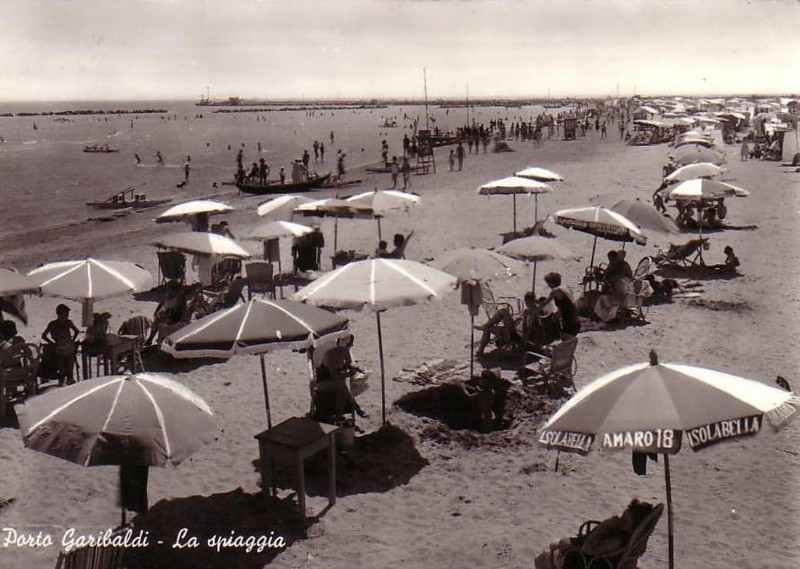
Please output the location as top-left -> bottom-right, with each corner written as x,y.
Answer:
1,123 -> 799,569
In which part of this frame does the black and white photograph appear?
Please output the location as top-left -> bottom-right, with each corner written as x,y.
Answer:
0,1 -> 799,568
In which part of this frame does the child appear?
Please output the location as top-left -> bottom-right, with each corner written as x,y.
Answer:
42,304 -> 80,385
374,240 -> 390,258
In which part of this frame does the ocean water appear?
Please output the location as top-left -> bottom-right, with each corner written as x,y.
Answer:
0,100 -> 545,243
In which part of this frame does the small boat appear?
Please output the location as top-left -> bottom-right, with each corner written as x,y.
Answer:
86,186 -> 171,210
236,172 -> 331,195
84,144 -> 120,153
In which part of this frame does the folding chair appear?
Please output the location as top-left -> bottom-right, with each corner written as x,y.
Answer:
244,261 -> 275,300
520,337 -> 579,397
1,342 -> 40,421
655,238 -> 709,268
157,251 -> 186,286
211,257 -> 242,289
118,316 -> 152,372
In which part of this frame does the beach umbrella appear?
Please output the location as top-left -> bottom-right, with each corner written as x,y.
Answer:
674,138 -> 716,149
431,248 -> 523,378
256,195 -> 314,218
161,299 -> 350,428
514,167 -> 565,183
664,162 -> 723,183
156,200 -> 234,231
28,258 -> 152,326
153,232 -> 251,259
16,372 -> 216,523
293,259 -> 458,424
601,199 -> 681,236
551,206 -> 646,268
345,190 -> 421,240
478,176 -> 551,231
245,220 -> 313,240
294,198 -> 376,252
0,268 -> 39,324
667,178 -> 740,201
538,351 -> 799,569
497,236 -> 580,294
673,146 -> 726,166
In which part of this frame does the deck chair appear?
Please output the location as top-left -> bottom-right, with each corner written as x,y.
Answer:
520,337 -> 578,397
475,285 -> 525,353
199,277 -> 246,313
621,257 -> 654,322
245,261 -> 275,300
555,503 -> 665,569
118,316 -> 152,372
157,251 -> 186,286
211,257 -> 242,288
655,238 -> 708,268
54,526 -> 128,569
1,342 -> 40,421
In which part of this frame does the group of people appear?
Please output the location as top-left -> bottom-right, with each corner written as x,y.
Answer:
388,156 -> 413,189
374,231 -> 413,260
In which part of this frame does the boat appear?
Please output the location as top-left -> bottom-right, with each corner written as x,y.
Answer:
236,172 -> 331,195
84,144 -> 120,153
86,186 -> 171,210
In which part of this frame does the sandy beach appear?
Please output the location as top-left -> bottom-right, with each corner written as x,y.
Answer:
1,105 -> 799,569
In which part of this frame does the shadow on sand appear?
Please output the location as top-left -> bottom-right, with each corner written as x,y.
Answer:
655,266 -> 742,281
140,349 -> 228,374
254,424 -> 428,499
126,488 -> 298,569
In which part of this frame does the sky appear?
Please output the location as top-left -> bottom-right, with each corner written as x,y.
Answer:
1,0 -> 799,102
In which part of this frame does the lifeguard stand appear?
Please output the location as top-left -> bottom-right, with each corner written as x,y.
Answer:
563,118 -> 577,141
415,130 -> 436,174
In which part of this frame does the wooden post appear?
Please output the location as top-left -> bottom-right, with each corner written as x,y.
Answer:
259,354 -> 272,429
665,453 -> 675,569
376,311 -> 387,425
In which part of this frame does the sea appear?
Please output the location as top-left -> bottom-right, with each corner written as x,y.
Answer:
0,100 -> 547,254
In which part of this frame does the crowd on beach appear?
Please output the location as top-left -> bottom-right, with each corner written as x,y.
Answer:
1,93 -> 799,569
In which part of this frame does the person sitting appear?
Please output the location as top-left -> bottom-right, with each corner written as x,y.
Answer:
389,231 -> 414,259
374,240 -> 391,258
145,282 -> 191,345
84,312 -> 111,345
643,275 -> 677,302
460,368 -> 512,432
475,292 -> 537,356
312,335 -> 367,422
210,220 -> 235,239
0,320 -> 25,369
603,251 -> 633,291
535,499 -> 656,569
713,245 -> 740,272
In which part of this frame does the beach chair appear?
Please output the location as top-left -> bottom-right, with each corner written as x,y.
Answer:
519,337 -> 578,397
621,257 -> 654,322
245,261 -> 275,300
54,526 -> 128,569
553,503 -> 665,569
211,257 -> 242,288
118,316 -> 152,372
200,277 -> 246,313
655,238 -> 708,268
0,342 -> 40,421
480,285 -> 523,322
157,251 -> 186,286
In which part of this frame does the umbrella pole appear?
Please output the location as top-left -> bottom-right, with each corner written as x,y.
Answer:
259,354 -> 272,429
697,205 -> 704,264
589,235 -> 598,269
665,454 -> 675,569
334,218 -> 339,254
532,261 -> 538,296
377,217 -> 382,241
513,194 -> 517,234
534,194 -> 539,222
376,311 -> 387,425
470,312 -> 475,379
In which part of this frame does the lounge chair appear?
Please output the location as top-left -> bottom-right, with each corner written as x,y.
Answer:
655,238 -> 709,268
199,277 -> 246,314
211,257 -> 242,288
475,285 -> 525,353
549,503 -> 665,569
1,342 -> 40,421
118,316 -> 152,372
244,261 -> 275,300
621,257 -> 654,322
156,251 -> 186,286
519,337 -> 578,397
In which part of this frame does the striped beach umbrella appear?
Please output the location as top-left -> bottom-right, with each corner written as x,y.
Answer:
539,351 -> 799,569
552,206 -> 645,267
293,259 -> 457,423
162,299 -> 349,427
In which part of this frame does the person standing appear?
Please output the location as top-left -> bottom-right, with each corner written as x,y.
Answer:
313,140 -> 320,160
319,142 -> 325,161
183,162 -> 190,182
448,149 -> 455,171
337,151 -> 346,178
390,157 -> 400,189
456,142 -> 465,171
401,156 -> 412,189
41,304 -> 80,385
740,139 -> 749,162
259,158 -> 268,184
302,149 -> 310,170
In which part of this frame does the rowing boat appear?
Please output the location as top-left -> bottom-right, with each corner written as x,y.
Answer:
236,172 -> 331,195
86,185 -> 171,210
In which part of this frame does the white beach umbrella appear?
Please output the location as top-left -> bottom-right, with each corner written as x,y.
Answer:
156,200 -> 234,231
345,189 -> 421,239
478,176 -> 552,231
665,163 -> 723,183
514,167 -> 565,183
539,351 -> 799,569
153,232 -> 251,259
551,206 -> 646,267
256,195 -> 314,218
0,268 -> 40,296
293,259 -> 457,423
498,236 -> 580,293
294,198 -> 376,251
245,220 -> 313,241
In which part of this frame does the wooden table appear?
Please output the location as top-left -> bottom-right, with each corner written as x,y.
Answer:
81,334 -> 138,379
255,417 -> 338,525
273,272 -> 318,298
